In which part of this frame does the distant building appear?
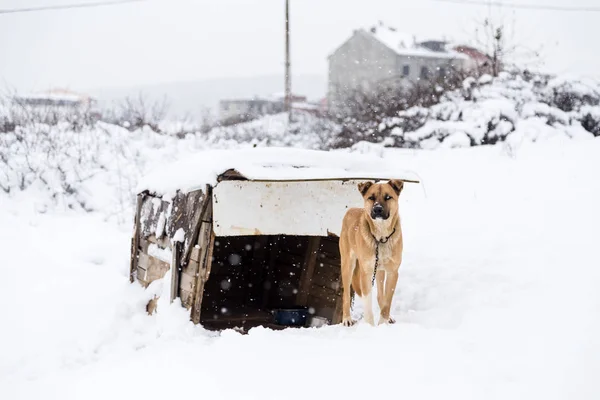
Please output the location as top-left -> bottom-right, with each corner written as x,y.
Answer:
451,45 -> 494,75
327,23 -> 471,112
219,92 -> 315,122
13,88 -> 96,109
219,98 -> 282,122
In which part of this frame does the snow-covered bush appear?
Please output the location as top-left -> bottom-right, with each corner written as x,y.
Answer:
544,76 -> 600,112
378,71 -> 599,149
0,112 -> 339,216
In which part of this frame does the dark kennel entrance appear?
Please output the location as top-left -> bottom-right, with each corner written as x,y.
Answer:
200,234 -> 343,331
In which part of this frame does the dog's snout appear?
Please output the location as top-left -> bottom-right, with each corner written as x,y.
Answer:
372,204 -> 383,214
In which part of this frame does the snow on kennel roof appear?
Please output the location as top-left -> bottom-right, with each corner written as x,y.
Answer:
137,147 -> 419,196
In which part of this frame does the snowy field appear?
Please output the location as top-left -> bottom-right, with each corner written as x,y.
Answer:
1,138 -> 599,399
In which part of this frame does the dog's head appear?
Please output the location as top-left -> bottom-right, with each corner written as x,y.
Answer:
357,180 -> 404,221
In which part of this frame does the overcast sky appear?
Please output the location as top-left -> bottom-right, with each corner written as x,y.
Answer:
1,0 -> 599,92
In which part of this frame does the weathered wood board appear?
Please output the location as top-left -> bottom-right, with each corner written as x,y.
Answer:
212,180 -> 366,237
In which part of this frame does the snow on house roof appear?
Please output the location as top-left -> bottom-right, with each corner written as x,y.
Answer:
137,147 -> 419,196
15,88 -> 93,103
364,27 -> 468,60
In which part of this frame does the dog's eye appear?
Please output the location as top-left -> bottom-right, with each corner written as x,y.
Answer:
368,195 -> 375,201
384,195 -> 391,201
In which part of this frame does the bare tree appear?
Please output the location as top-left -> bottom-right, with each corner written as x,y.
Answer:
106,92 -> 169,132
473,6 -> 542,76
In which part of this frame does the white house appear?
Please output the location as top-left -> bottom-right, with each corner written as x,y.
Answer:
327,23 -> 470,112
13,89 -> 96,109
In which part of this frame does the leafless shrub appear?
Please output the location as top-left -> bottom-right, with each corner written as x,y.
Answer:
102,93 -> 169,132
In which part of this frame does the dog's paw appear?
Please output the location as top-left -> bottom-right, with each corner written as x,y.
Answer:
342,317 -> 356,327
378,316 -> 396,325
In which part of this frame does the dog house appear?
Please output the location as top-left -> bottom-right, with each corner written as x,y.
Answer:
130,148 -> 418,331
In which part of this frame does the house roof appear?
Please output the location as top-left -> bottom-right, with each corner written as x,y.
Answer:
137,147 -> 419,196
15,88 -> 93,103
364,27 -> 468,60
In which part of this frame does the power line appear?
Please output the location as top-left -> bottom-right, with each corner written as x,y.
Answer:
430,0 -> 600,12
0,0 -> 147,15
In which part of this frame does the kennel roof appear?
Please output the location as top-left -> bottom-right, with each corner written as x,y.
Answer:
137,147 -> 419,196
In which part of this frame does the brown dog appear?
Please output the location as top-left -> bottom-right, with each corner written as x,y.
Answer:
339,180 -> 404,326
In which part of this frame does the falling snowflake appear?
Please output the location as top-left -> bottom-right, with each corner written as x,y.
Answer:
221,279 -> 232,290
228,253 -> 241,266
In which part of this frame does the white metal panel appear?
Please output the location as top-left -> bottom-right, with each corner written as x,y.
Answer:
212,180 -> 366,237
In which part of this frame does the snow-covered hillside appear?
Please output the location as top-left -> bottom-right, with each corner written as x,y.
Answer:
1,137 -> 599,399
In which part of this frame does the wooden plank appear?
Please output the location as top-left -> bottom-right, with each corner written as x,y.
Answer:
190,195 -> 213,325
319,237 -> 341,256
306,294 -> 332,309
276,251 -> 305,268
217,168 -> 247,182
137,265 -> 148,284
296,236 -> 321,306
129,194 -> 143,283
306,295 -> 336,321
165,190 -> 186,237
311,272 -> 340,291
139,195 -> 169,240
277,236 -> 308,256
262,237 -> 280,309
182,188 -> 208,266
146,234 -> 171,250
203,228 -> 215,280
248,236 -> 269,307
190,245 -> 201,263
332,292 -> 343,324
180,271 -> 195,292
319,255 -> 339,264
180,289 -> 194,309
138,252 -> 170,283
170,241 -> 181,303
314,261 -> 341,278
309,283 -> 338,303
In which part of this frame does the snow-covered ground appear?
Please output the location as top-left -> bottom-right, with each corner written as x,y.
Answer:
1,136 -> 599,399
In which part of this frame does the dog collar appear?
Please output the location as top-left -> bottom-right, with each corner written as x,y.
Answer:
373,227 -> 396,244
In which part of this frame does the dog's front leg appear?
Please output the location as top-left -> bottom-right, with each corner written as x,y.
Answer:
360,269 -> 375,326
379,269 -> 398,325
375,269 -> 386,319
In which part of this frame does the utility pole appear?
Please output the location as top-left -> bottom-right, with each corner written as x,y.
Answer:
284,0 -> 292,122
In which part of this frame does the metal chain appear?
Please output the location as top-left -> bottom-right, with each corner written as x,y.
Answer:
371,227 -> 395,287
372,243 -> 379,286
350,227 -> 396,310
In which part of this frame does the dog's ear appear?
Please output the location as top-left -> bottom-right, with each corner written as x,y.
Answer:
388,179 -> 404,195
357,181 -> 373,196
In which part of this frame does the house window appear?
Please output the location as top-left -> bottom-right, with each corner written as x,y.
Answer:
402,65 -> 410,77
420,66 -> 429,80
438,67 -> 446,79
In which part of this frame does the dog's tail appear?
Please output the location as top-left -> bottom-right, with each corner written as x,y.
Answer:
351,262 -> 362,298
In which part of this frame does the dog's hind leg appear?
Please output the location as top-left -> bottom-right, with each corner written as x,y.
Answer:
340,252 -> 357,327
